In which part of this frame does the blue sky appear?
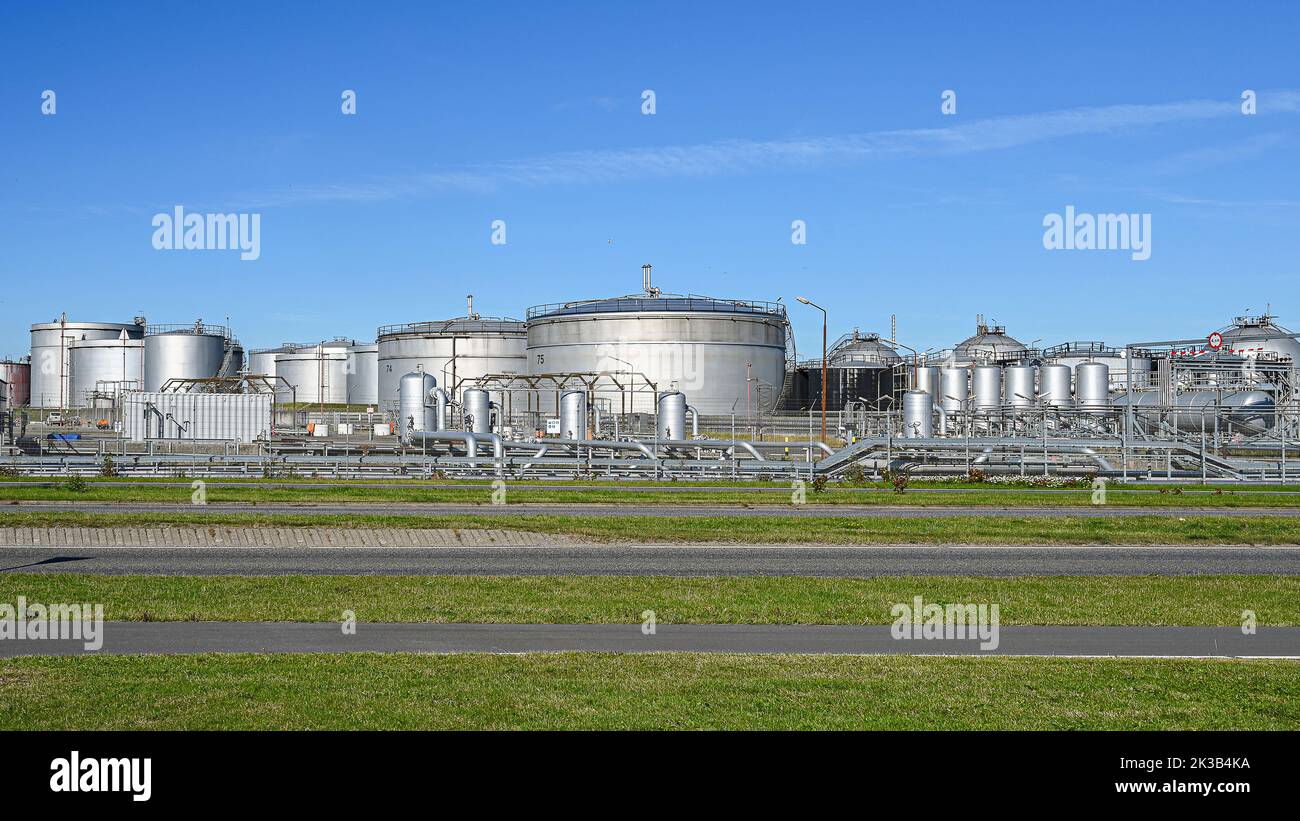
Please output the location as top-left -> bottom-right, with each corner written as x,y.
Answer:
1,1 -> 1297,360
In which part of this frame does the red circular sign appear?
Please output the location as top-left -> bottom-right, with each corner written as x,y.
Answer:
1208,332 -> 1224,350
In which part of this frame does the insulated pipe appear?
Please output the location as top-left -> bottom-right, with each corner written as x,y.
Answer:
686,405 -> 700,438
408,430 -> 476,466
936,405 -> 948,437
433,388 -> 449,432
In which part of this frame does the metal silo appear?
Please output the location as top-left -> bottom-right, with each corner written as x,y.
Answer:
526,268 -> 788,416
68,335 -> 144,405
143,322 -> 229,391
911,365 -> 941,407
560,390 -> 588,439
1075,362 -> 1111,410
656,391 -> 689,439
275,341 -> 350,405
902,390 -> 933,437
0,359 -> 31,407
377,315 -> 526,412
346,343 -> 379,406
1038,363 -> 1074,407
939,367 -> 968,413
29,317 -> 144,408
462,387 -> 492,434
399,371 -> 438,437
972,366 -> 1002,411
1004,365 -> 1037,408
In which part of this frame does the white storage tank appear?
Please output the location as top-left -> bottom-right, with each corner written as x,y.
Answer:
526,268 -> 788,416
68,335 -> 144,405
399,371 -> 438,437
656,391 -> 689,439
275,341 -> 351,405
1003,365 -> 1037,408
377,313 -> 526,413
346,343 -> 379,406
559,390 -> 588,440
462,387 -> 492,434
29,317 -> 145,408
143,322 -> 230,391
939,367 -> 969,414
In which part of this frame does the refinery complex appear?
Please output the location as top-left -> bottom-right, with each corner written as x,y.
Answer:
1,265 -> 1296,481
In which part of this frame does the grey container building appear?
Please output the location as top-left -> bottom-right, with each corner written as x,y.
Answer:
0,359 -> 30,407
122,391 -> 272,442
29,318 -> 145,408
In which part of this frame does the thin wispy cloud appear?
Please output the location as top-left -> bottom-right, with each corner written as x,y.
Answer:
238,91 -> 1300,208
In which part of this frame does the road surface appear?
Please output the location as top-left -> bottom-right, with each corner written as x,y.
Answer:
2,544 -> 1298,576
2,622 -> 1295,657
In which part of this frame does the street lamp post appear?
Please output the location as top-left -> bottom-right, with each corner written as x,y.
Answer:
796,297 -> 828,442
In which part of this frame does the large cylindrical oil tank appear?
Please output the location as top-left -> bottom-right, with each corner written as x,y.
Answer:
143,324 -> 228,391
526,292 -> 788,416
462,387 -> 492,434
68,336 -> 144,404
972,366 -> 1002,411
1115,390 -> 1275,436
1004,365 -> 1037,408
29,319 -> 144,408
275,342 -> 350,405
346,343 -> 379,406
399,371 -> 437,438
939,367 -> 968,413
1038,363 -> 1074,407
910,366 -> 941,407
902,390 -> 933,438
1075,362 -> 1111,410
247,345 -> 297,401
560,390 -> 588,440
656,391 -> 689,439
377,318 -> 526,412
0,359 -> 31,407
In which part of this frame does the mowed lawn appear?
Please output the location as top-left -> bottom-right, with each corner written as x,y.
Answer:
2,573 -> 1297,625
1,654 -> 1296,730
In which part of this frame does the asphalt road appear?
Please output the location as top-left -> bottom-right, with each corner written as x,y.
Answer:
3,622 -> 1295,657
8,501 -> 1300,518
2,545 -> 1298,576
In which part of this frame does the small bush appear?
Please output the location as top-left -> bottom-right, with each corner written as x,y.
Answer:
100,455 -> 117,478
811,475 -> 828,494
62,474 -> 89,493
891,469 -> 910,494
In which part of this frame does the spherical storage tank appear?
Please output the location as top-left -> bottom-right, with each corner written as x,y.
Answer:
275,341 -> 351,405
69,336 -> 144,404
143,322 -> 232,392
346,344 -> 379,406
377,316 -> 526,411
29,318 -> 144,408
0,359 -> 31,407
1215,314 -> 1300,362
526,278 -> 788,416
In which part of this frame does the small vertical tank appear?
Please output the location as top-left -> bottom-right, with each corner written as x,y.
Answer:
462,387 -> 492,434
656,391 -> 688,439
911,366 -> 941,407
399,371 -> 437,438
902,390 -> 933,438
1038,364 -> 1074,407
972,366 -> 1002,411
1003,365 -> 1037,408
560,390 -> 588,440
939,367 -> 969,413
1075,361 -> 1111,410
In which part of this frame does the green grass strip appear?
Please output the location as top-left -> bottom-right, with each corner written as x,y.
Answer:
1,654 -> 1295,730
